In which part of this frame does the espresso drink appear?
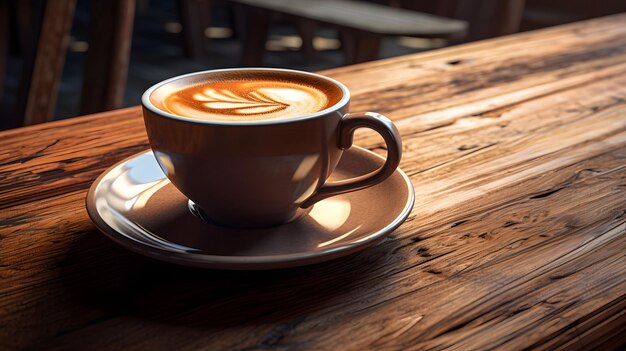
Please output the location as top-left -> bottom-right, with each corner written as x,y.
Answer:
142,68 -> 401,227
154,71 -> 343,122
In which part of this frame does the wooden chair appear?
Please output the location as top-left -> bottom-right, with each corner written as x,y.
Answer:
1,0 -> 135,126
231,0 -> 467,65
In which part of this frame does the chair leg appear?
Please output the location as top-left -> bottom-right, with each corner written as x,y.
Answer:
79,0 -> 135,115
296,19 -> 317,60
494,0 -> 526,35
354,33 -> 381,64
236,5 -> 269,67
454,0 -> 525,41
340,30 -> 356,65
179,0 -> 211,59
341,30 -> 381,65
23,0 -> 75,125
226,2 -> 239,39
136,0 -> 151,16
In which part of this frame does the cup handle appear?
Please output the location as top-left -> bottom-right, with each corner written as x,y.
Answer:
301,112 -> 402,208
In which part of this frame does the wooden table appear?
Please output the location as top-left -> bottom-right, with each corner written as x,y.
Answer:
1,14 -> 625,350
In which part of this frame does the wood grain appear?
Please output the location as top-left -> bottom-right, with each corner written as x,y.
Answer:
1,14 -> 626,350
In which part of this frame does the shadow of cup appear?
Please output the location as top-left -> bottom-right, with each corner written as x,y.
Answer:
58,228 -> 395,329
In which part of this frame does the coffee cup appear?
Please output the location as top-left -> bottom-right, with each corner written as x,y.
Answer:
142,68 -> 401,228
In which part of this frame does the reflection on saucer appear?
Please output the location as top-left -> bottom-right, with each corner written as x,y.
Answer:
87,148 -> 414,269
105,153 -> 170,211
308,198 -> 351,231
317,226 -> 362,248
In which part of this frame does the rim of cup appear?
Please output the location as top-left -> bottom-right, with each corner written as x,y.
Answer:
141,67 -> 351,126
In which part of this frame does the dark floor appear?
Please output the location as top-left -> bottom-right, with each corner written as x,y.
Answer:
1,0 -> 426,129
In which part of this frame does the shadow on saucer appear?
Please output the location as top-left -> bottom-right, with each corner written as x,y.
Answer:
59,228 -> 395,328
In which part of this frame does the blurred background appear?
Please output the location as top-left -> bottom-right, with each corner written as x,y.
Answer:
1,0 -> 625,130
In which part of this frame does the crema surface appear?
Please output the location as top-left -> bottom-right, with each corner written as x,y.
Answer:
159,76 -> 340,121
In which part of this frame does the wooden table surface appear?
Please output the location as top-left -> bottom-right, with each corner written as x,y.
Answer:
1,14 -> 625,350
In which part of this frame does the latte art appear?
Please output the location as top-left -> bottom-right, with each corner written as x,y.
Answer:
194,87 -> 289,115
160,78 -> 340,121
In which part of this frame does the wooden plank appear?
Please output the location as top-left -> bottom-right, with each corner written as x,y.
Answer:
22,0 -> 75,125
79,0 -> 135,115
232,0 -> 467,38
1,14 -> 626,350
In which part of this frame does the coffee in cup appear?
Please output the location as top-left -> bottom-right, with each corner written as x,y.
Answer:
142,68 -> 401,228
155,71 -> 342,122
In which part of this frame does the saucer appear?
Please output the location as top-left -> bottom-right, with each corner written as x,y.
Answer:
86,146 -> 414,270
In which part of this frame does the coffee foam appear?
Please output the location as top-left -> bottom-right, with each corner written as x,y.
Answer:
153,72 -> 342,121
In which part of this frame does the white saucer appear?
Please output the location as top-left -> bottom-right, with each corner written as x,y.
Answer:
86,146 -> 414,270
